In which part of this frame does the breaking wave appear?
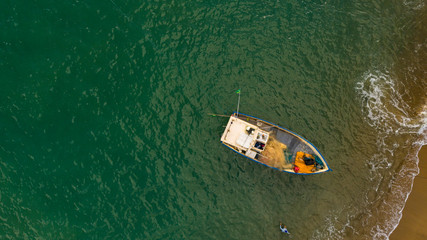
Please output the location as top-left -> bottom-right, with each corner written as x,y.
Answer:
314,70 -> 426,240
356,70 -> 425,135
356,70 -> 426,239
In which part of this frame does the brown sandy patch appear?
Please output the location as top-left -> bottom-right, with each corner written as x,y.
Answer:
390,145 -> 427,240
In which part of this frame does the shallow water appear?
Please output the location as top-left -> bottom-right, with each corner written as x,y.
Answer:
0,0 -> 426,239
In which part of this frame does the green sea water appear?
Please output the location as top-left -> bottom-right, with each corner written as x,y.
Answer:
1,0 -> 426,239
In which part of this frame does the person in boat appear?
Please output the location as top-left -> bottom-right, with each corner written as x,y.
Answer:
279,222 -> 290,234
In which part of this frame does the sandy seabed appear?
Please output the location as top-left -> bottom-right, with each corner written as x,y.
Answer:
390,145 -> 427,240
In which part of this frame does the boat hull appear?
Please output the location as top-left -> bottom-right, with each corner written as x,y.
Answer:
220,113 -> 331,175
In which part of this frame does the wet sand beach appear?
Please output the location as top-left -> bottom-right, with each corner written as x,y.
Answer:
390,145 -> 427,240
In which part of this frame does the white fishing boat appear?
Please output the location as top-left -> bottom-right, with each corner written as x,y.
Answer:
220,112 -> 331,175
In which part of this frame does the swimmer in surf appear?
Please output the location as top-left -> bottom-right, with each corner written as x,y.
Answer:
280,222 -> 290,234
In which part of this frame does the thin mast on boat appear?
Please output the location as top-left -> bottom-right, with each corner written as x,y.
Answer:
236,89 -> 241,117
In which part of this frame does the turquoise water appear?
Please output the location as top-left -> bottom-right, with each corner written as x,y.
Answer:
1,0 -> 426,239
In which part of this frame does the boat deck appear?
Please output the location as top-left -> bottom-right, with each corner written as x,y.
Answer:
235,115 -> 316,159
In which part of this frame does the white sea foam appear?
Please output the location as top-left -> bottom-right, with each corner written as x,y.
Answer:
403,0 -> 425,10
355,70 -> 427,239
308,67 -> 427,239
313,70 -> 427,240
355,71 -> 424,134
418,105 -> 427,142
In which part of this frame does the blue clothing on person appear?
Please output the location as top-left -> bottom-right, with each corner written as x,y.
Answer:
280,224 -> 289,234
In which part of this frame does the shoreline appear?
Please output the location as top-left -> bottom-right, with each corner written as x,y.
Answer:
389,145 -> 427,240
